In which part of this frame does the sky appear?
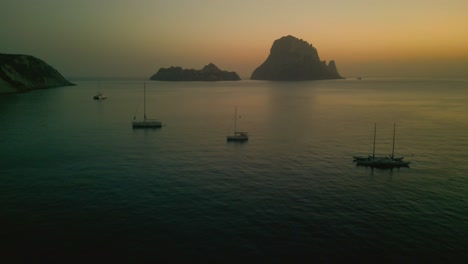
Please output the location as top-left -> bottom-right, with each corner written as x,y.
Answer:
1,0 -> 467,79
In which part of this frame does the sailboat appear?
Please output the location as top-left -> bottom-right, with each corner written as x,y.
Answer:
93,82 -> 107,100
227,106 -> 248,142
132,82 -> 162,128
93,92 -> 107,100
354,123 -> 410,168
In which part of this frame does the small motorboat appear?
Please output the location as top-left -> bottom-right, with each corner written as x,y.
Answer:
93,92 -> 107,100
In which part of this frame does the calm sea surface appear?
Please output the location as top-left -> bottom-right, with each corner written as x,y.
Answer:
1,78 -> 467,262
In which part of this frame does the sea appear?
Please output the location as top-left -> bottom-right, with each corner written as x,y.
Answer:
1,78 -> 467,262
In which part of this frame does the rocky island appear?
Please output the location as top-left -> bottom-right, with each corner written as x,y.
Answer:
150,63 -> 240,81
251,35 -> 343,81
0,53 -> 74,94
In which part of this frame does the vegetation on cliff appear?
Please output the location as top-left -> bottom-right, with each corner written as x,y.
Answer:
150,63 -> 240,81
0,53 -> 74,94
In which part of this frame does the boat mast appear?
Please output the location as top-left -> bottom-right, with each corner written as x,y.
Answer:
372,122 -> 376,158
392,123 -> 396,159
234,106 -> 237,134
144,82 -> 147,120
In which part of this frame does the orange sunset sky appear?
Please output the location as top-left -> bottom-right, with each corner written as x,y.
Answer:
2,0 -> 467,79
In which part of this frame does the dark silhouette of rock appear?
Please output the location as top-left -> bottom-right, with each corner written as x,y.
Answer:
150,63 -> 240,81
0,53 -> 74,94
251,35 -> 343,81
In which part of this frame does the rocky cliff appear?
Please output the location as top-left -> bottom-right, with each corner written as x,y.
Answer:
150,63 -> 240,81
251,35 -> 343,81
0,53 -> 74,94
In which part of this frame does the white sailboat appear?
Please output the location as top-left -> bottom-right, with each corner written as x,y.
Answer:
93,92 -> 107,100
93,82 -> 107,100
132,82 -> 162,128
227,106 -> 248,142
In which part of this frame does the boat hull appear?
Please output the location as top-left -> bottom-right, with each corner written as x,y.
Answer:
356,158 -> 410,168
354,155 -> 404,161
227,131 -> 248,142
226,136 -> 248,142
132,121 -> 162,128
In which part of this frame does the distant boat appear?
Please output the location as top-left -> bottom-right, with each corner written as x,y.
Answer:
93,82 -> 107,100
357,77 -> 362,80
227,106 -> 248,142
132,82 -> 162,128
93,92 -> 107,100
354,123 -> 410,168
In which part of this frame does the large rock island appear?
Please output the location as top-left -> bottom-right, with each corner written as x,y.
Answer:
150,63 -> 240,81
251,35 -> 343,81
0,53 -> 74,94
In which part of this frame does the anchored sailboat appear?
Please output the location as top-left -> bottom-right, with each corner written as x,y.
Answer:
132,82 -> 162,128
93,82 -> 107,100
227,106 -> 248,142
93,92 -> 107,100
353,123 -> 410,168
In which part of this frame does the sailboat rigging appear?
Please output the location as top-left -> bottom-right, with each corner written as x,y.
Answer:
227,106 -> 248,142
132,82 -> 162,128
353,123 -> 410,168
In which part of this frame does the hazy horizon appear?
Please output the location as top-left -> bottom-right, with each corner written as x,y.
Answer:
2,0 -> 467,79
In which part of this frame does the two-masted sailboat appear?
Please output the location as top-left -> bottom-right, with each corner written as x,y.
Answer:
353,123 -> 410,168
227,106 -> 248,142
132,82 -> 162,128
